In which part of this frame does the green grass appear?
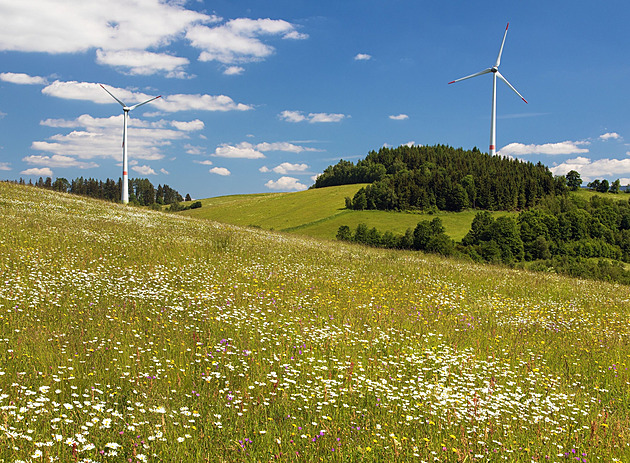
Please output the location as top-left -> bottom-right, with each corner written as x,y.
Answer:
572,188 -> 630,203
182,185 -> 513,242
1,182 -> 629,462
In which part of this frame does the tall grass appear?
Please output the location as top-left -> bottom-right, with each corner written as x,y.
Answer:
0,182 -> 628,462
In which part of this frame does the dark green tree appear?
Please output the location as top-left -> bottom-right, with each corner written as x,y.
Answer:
566,170 -> 582,191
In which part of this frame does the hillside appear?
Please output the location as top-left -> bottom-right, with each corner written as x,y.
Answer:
182,184 -> 513,242
1,182 -> 629,461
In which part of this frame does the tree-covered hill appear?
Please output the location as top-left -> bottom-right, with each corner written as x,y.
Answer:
313,144 -> 563,212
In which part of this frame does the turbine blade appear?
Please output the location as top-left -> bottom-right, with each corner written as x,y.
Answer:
496,71 -> 528,103
495,23 -> 509,68
129,95 -> 162,111
100,84 -> 126,107
448,68 -> 492,84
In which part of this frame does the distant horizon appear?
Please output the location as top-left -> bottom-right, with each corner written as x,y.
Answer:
1,1 -> 630,199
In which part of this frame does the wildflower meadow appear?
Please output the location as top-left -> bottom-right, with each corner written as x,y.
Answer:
0,182 -> 628,462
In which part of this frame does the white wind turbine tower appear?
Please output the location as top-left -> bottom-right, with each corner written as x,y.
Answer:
449,23 -> 527,156
100,84 -> 161,204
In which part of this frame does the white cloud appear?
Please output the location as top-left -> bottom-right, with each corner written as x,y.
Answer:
497,141 -> 590,156
354,53 -> 372,61
404,141 -> 417,147
265,176 -> 307,191
0,0 -> 212,54
278,110 -> 306,123
209,167 -> 231,176
160,168 -> 169,175
269,162 -> 309,174
311,174 -> 321,182
223,66 -> 245,75
42,80 -> 252,112
22,154 -> 99,169
0,72 -> 48,85
212,142 -> 265,159
171,119 -> 204,131
187,18 -> 307,65
308,112 -> 347,123
389,114 -> 408,121
132,165 -> 157,175
0,162 -> 11,171
194,160 -> 213,165
550,156 -> 630,182
156,93 -> 252,112
259,166 -> 270,173
0,3 -> 307,76
255,141 -> 319,153
95,49 -> 191,78
600,132 -> 621,141
21,167 -> 52,177
32,114 -> 195,166
283,30 -> 308,40
279,110 -> 347,123
185,144 -> 206,155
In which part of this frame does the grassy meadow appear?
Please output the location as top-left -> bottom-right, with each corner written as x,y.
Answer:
182,185 -> 513,242
1,181 -> 629,462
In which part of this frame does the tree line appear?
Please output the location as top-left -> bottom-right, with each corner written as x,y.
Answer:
338,193 -> 630,285
6,176 -> 187,207
314,144 -> 561,212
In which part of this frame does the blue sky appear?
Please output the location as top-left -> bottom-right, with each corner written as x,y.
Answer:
1,0 -> 629,199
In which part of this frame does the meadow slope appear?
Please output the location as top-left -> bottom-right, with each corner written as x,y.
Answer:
0,182 -> 629,462
182,185 -> 512,242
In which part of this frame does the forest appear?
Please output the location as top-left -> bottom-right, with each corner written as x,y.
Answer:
5,176 -> 187,207
314,144 -> 561,211
337,193 -> 630,285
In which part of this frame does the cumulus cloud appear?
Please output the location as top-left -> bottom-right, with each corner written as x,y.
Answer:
550,156 -> 630,182
278,110 -> 306,123
0,162 -> 11,171
22,154 -> 98,169
600,132 -> 621,141
21,167 -> 52,177
497,141 -> 590,157
185,144 -> 206,155
160,168 -> 169,175
265,176 -> 307,191
194,160 -> 213,165
354,53 -> 372,61
0,3 -> 307,76
95,49 -> 191,78
171,119 -> 204,131
186,18 -> 308,65
211,140 -> 318,159
0,72 -> 48,85
279,110 -> 348,123
223,66 -> 245,75
132,165 -> 157,175
389,114 -> 408,120
209,167 -> 231,176
42,80 -> 252,112
260,162 -> 309,174
0,0 -> 212,54
212,142 -> 265,159
31,113 -> 201,175
255,141 -> 319,153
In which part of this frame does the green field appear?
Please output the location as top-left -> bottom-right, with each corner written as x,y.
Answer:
1,182 -> 629,462
182,185 -> 513,242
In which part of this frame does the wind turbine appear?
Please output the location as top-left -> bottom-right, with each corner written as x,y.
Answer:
100,84 -> 161,204
449,23 -> 527,156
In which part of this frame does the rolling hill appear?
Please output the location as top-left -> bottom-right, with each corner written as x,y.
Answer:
0,181 -> 628,461
181,184 -> 513,242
